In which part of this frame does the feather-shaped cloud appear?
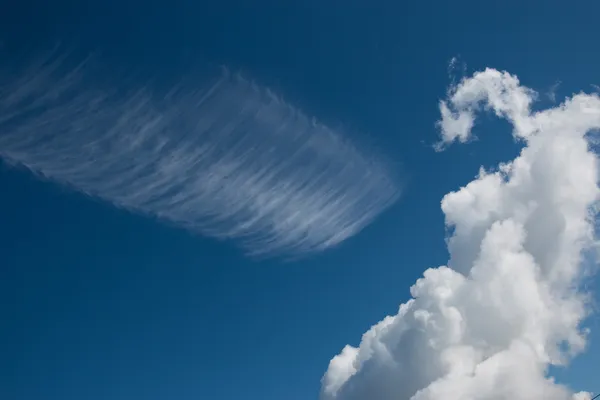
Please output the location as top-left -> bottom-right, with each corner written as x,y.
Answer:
0,53 -> 400,257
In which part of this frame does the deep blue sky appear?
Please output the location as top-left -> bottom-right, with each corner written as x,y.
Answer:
2,1 -> 599,399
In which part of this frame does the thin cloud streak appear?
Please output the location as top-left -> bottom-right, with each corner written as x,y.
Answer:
0,54 -> 400,257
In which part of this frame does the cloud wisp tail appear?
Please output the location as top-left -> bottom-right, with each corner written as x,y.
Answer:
0,54 -> 400,257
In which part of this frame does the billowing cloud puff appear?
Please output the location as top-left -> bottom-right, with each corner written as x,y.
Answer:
321,68 -> 600,400
0,52 -> 400,257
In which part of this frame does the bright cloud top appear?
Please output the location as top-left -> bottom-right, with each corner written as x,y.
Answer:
321,68 -> 600,400
0,54 -> 400,257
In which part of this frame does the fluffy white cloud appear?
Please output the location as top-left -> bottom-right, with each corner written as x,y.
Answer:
0,52 -> 400,258
321,68 -> 600,400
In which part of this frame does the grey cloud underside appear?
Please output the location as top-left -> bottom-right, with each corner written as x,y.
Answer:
0,57 -> 400,257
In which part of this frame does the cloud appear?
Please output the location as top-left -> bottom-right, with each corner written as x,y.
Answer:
547,81 -> 562,103
0,52 -> 400,258
321,68 -> 600,400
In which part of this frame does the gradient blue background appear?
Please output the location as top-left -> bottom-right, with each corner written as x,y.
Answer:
1,1 -> 599,399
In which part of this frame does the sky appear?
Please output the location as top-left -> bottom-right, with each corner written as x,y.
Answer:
1,1 -> 600,400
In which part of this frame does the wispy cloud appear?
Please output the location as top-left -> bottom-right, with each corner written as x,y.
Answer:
0,52 -> 400,258
321,68 -> 600,399
546,80 -> 562,103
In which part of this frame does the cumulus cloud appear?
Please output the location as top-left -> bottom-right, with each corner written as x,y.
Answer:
321,68 -> 600,400
0,52 -> 400,257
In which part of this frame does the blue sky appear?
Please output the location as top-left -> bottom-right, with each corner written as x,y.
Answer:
2,1 -> 600,399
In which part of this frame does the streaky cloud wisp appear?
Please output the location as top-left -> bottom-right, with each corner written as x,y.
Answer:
0,53 -> 400,257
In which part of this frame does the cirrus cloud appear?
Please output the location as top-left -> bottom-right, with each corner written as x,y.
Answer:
0,52 -> 400,258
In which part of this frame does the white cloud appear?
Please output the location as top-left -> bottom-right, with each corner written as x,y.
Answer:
321,68 -> 600,400
547,81 -> 562,103
0,53 -> 400,258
